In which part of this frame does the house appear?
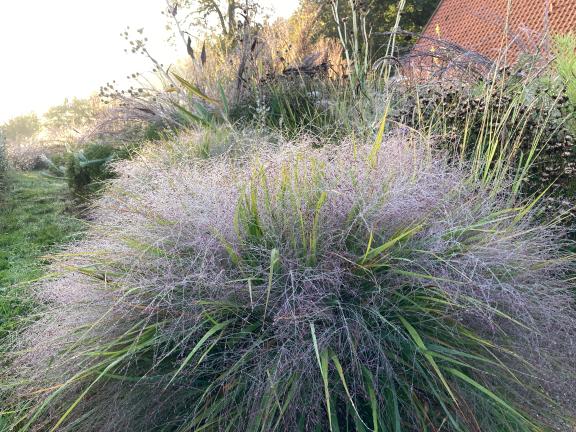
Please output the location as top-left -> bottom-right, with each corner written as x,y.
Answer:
412,0 -> 576,67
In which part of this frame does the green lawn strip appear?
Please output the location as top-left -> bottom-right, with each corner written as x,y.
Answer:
0,171 -> 85,338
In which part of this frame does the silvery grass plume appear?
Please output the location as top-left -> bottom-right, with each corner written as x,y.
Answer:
2,132 -> 576,431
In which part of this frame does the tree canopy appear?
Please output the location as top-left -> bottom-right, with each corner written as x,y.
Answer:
306,0 -> 441,56
166,0 -> 262,41
43,97 -> 100,136
1,113 -> 40,143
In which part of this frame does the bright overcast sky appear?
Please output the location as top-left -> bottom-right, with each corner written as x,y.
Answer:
0,0 -> 299,123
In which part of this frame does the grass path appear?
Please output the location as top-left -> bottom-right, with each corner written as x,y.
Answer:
0,171 -> 84,338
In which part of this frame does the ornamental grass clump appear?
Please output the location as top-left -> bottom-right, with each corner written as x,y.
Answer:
3,134 -> 576,431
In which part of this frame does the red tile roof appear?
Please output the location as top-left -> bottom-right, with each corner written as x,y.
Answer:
415,0 -> 576,61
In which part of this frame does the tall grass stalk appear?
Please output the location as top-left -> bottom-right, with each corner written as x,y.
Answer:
380,0 -> 406,82
331,0 -> 370,91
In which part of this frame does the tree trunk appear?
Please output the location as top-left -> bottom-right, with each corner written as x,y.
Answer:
227,0 -> 236,36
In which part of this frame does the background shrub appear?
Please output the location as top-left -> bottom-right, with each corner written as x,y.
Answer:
65,142 -> 138,197
5,135 -> 576,431
229,74 -> 350,139
391,67 -> 576,213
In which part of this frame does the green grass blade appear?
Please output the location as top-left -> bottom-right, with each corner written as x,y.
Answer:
398,316 -> 458,405
167,319 -> 231,387
172,73 -> 219,103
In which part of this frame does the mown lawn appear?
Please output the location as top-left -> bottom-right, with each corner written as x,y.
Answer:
0,171 -> 84,338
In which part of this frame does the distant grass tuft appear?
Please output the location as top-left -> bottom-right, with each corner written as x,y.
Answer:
0,134 -> 7,192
